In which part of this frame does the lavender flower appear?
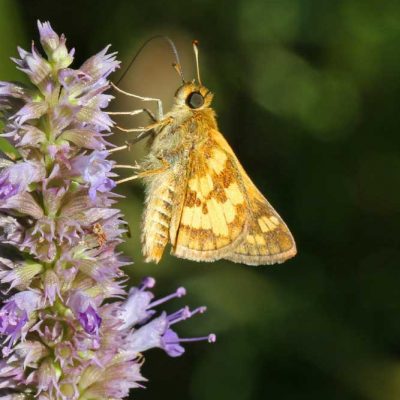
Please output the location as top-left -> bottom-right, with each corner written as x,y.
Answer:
0,161 -> 45,200
71,151 -> 116,201
0,291 -> 40,355
0,21 -> 214,399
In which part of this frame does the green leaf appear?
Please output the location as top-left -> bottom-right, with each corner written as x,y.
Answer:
0,137 -> 21,160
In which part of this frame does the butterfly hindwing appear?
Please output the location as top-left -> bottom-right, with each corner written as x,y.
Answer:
225,189 -> 297,265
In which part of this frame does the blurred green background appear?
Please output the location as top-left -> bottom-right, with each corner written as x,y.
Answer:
1,0 -> 400,399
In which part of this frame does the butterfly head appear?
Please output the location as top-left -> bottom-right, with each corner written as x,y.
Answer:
174,82 -> 213,110
172,40 -> 213,110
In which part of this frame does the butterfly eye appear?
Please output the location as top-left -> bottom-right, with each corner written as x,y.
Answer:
187,92 -> 204,109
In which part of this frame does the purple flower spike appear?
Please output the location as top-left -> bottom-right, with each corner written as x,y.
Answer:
0,21 -> 214,398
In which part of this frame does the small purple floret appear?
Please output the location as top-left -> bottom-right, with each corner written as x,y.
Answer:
68,291 -> 102,335
0,176 -> 19,200
161,329 -> 185,357
161,328 -> 217,357
0,161 -> 44,200
71,150 -> 116,201
78,305 -> 102,335
124,280 -> 215,358
0,291 -> 40,354
119,280 -> 190,330
0,302 -> 28,338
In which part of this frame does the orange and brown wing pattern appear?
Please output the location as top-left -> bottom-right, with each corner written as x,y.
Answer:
225,191 -> 297,265
171,130 -> 249,261
172,128 -> 296,265
227,142 -> 297,265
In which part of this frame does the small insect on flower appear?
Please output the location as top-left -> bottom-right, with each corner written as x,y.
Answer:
92,222 -> 107,247
111,38 -> 297,266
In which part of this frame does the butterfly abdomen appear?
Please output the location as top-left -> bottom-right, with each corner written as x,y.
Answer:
141,174 -> 175,263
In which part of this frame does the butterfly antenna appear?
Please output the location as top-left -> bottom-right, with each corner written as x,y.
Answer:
172,62 -> 185,83
116,35 -> 185,85
192,40 -> 202,85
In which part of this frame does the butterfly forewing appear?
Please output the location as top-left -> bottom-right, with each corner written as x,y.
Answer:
172,130 -> 248,261
172,128 -> 296,265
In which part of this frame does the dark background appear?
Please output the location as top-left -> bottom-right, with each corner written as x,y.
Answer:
1,0 -> 400,399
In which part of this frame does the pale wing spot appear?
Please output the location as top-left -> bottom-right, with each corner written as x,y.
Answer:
247,235 -> 256,245
258,217 -> 270,233
181,207 -> 193,225
209,149 -> 227,174
201,213 -> 212,230
191,207 -> 203,229
254,234 -> 266,246
208,198 -> 229,236
222,200 -> 236,224
188,178 -> 202,199
225,182 -> 244,206
203,240 -> 216,251
269,216 -> 280,226
216,235 -> 230,247
263,216 -> 278,231
199,175 -> 214,197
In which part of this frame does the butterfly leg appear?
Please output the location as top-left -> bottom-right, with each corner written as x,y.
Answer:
114,120 -> 160,133
115,158 -> 170,184
108,132 -> 153,154
114,115 -> 173,135
114,162 -> 141,170
108,108 -> 157,122
111,82 -> 163,120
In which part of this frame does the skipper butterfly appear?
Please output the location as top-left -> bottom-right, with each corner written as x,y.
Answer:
112,39 -> 296,265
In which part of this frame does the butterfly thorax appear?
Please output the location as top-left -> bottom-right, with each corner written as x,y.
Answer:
148,82 -> 217,162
